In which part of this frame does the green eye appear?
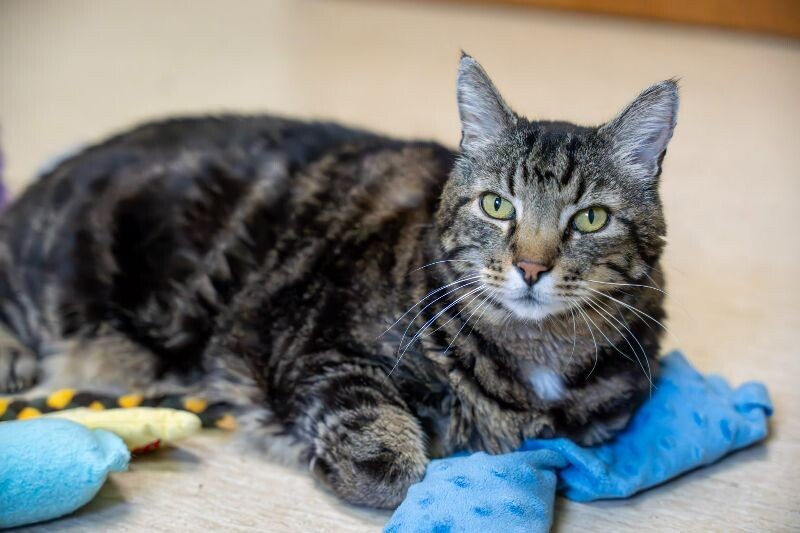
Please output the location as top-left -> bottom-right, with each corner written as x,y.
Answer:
572,206 -> 609,233
480,193 -> 515,220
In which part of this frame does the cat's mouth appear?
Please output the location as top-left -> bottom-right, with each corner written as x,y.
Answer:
503,290 -> 555,321
493,268 -> 562,321
514,292 -> 542,305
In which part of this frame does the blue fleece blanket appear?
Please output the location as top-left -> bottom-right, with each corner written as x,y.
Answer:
385,351 -> 772,533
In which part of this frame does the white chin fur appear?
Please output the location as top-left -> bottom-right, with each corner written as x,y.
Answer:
502,298 -> 560,321
500,271 -> 562,321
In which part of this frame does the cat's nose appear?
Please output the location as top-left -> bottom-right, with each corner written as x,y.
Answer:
515,260 -> 551,286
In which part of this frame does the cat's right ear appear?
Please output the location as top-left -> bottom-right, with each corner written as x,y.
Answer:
457,53 -> 516,153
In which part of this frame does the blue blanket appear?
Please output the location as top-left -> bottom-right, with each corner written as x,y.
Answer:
385,351 -> 772,533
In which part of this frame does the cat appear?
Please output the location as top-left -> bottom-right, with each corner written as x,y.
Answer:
0,54 -> 676,508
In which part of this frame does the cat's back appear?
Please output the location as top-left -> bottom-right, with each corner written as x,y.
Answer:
3,114 -> 452,231
1,115 -> 373,232
0,114 -> 454,345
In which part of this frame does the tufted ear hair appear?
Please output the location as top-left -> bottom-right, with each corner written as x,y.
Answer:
599,80 -> 679,182
456,53 -> 517,153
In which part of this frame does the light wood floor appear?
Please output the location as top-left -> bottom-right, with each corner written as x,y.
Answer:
1,0 -> 799,531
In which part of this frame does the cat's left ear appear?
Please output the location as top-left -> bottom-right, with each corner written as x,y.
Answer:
599,80 -> 679,182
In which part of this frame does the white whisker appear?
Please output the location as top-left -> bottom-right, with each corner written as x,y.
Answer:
428,287 -> 488,336
583,297 -> 654,393
643,270 -> 695,321
377,274 -> 481,339
583,286 -> 681,346
466,292 -> 499,340
411,259 -> 479,273
576,297 -> 635,365
394,278 -> 482,357
574,305 -> 599,381
595,297 -> 658,337
566,305 -> 577,369
388,285 -> 485,377
400,285 -> 485,354
609,300 -> 655,392
585,278 -> 666,295
643,271 -> 663,289
442,289 -> 494,355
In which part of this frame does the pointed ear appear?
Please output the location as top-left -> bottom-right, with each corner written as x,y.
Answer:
457,54 -> 516,152
599,80 -> 679,181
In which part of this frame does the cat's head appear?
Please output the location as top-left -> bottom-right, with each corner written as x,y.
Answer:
436,54 -> 677,323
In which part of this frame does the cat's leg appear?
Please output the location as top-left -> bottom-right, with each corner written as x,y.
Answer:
0,299 -> 163,396
0,319 -> 192,399
205,349 -> 429,509
0,322 -> 38,393
31,333 -> 161,395
13,326 -> 197,399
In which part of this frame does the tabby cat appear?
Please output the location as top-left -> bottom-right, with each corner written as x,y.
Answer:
0,55 -> 677,508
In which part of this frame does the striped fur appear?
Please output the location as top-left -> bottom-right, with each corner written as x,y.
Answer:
0,56 -> 677,508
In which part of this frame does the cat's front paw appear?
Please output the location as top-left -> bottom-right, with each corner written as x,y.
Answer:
309,404 -> 428,509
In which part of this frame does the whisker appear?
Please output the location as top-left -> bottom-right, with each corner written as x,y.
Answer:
410,259 -> 479,273
388,285 -> 485,377
642,270 -> 696,321
466,291 -> 500,340
576,297 -> 635,364
428,287 -> 488,336
648,262 -> 690,280
583,287 -> 682,346
378,275 -> 482,339
585,278 -> 666,295
574,305 -> 599,381
442,289 -> 494,355
643,271 -> 663,289
584,297 -> 646,364
592,271 -> 695,322
566,305 -> 577,369
594,297 -> 658,337
394,278 -> 482,356
597,297 -> 666,388
583,296 -> 654,393
400,285 -> 486,355
608,301 -> 655,392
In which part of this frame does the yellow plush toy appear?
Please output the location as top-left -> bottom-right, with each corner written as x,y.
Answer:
45,407 -> 202,452
0,388 -> 237,453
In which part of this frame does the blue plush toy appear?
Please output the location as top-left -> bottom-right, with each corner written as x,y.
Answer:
386,351 -> 772,533
0,418 -> 130,529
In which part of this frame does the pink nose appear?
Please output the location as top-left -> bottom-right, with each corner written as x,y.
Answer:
516,260 -> 550,285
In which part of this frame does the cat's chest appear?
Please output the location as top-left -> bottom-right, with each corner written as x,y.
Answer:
485,328 -> 574,401
441,361 -> 561,453
405,322 -> 585,452
517,360 -> 566,402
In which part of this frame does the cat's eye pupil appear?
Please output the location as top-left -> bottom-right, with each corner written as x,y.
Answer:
572,206 -> 608,233
480,193 -> 514,220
